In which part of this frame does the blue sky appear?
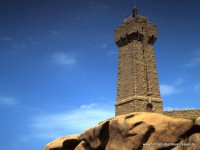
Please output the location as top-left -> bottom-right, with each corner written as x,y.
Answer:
0,0 -> 200,150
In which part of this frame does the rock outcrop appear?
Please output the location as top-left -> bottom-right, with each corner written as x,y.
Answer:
45,134 -> 81,150
44,112 -> 200,150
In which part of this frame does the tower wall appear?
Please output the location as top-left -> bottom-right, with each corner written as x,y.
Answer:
145,44 -> 161,98
115,16 -> 162,116
117,41 -> 146,101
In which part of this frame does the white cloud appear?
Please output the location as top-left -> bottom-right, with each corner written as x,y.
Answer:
160,78 -> 184,96
29,103 -> 114,140
160,84 -> 180,96
52,52 -> 76,66
0,96 -> 17,105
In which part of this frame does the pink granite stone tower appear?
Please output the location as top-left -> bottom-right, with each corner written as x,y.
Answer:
115,7 -> 163,116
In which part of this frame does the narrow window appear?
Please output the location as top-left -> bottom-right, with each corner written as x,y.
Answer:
146,103 -> 153,111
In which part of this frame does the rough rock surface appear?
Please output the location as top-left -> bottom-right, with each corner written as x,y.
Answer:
45,134 -> 81,150
44,112 -> 200,150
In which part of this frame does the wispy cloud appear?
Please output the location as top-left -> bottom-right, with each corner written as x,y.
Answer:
174,78 -> 184,85
0,96 -> 17,105
194,83 -> 200,94
185,58 -> 200,67
185,49 -> 200,67
164,107 -> 197,111
0,36 -> 13,41
80,103 -> 97,109
102,43 -> 107,49
107,50 -> 117,56
29,103 -> 114,140
164,107 -> 181,110
52,52 -> 77,66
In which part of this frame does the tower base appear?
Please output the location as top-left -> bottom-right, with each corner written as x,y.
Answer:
115,96 -> 163,116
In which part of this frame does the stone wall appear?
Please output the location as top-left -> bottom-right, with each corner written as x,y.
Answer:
116,41 -> 146,101
146,44 -> 161,98
162,109 -> 200,119
115,98 -> 163,116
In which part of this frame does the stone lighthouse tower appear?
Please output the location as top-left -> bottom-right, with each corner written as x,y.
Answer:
115,7 -> 163,116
